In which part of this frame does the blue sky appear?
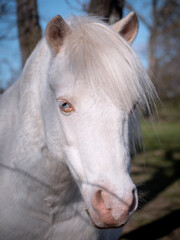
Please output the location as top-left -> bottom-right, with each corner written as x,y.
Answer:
0,0 -> 150,89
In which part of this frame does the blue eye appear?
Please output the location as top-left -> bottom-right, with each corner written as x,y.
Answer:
58,99 -> 74,114
61,102 -> 70,109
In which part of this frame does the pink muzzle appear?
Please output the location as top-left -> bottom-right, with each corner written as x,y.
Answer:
86,187 -> 138,228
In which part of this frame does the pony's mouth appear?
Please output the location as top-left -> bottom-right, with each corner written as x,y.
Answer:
85,208 -> 128,229
92,218 -> 127,229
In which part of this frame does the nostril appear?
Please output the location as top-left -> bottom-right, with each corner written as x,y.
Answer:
92,190 -> 112,212
128,188 -> 138,213
94,190 -> 103,205
92,190 -> 103,210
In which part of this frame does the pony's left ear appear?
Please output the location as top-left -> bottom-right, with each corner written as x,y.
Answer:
45,15 -> 71,54
112,12 -> 139,44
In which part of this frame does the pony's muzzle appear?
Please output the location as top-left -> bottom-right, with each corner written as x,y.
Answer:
91,188 -> 138,228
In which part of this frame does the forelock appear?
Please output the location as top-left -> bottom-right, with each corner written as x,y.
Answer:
63,16 -> 156,112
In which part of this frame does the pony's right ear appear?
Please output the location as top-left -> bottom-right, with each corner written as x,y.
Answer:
112,12 -> 139,44
45,15 -> 71,54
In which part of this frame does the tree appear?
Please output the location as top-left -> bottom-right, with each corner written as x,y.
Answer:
86,0 -> 125,23
66,0 -> 125,23
152,0 -> 180,98
126,0 -> 180,98
16,0 -> 42,67
0,0 -> 42,90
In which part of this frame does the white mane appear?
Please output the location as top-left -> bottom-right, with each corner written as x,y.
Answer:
63,16 -> 156,112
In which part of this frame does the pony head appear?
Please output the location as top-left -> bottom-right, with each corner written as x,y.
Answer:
43,13 -> 155,228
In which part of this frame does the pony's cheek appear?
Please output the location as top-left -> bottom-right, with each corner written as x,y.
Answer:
62,145 -> 86,182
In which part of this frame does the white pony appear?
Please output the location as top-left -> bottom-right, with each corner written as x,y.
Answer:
0,12 -> 155,240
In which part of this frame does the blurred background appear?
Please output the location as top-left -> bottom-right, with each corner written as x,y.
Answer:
0,0 -> 179,239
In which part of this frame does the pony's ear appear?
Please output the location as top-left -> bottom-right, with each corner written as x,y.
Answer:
45,15 -> 71,54
112,12 -> 139,44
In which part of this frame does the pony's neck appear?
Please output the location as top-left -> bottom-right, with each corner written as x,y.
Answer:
0,39 -> 49,164
0,39 -> 82,219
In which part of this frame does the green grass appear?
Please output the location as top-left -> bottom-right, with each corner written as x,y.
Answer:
141,121 -> 180,151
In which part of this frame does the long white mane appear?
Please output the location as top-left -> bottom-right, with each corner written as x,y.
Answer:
64,16 -> 156,112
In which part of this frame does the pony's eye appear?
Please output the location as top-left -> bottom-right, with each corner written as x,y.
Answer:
58,100 -> 74,114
